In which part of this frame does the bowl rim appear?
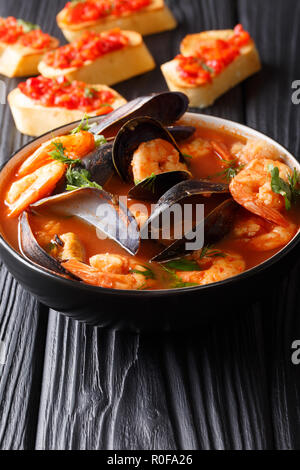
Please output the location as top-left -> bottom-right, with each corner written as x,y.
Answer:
0,111 -> 299,298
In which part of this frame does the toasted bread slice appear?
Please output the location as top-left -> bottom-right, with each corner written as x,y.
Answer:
38,30 -> 155,85
8,85 -> 126,136
161,29 -> 261,108
0,36 -> 59,77
57,0 -> 177,42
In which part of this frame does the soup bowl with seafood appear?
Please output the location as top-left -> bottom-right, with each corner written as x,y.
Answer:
0,92 -> 299,328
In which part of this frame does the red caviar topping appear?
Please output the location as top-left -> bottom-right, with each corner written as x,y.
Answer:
0,16 -> 51,49
18,75 -> 115,113
62,0 -> 151,25
177,24 -> 251,85
44,29 -> 129,69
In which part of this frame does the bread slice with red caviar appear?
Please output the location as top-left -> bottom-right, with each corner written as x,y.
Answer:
8,76 -> 127,136
57,0 -> 177,42
38,28 -> 155,85
0,16 -> 58,77
161,25 -> 261,108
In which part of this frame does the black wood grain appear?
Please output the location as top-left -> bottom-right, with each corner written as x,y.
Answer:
238,0 -> 300,450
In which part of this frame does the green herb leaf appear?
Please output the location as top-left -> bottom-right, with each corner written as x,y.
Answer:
138,173 -> 157,192
269,164 -> 292,210
164,258 -> 203,272
199,244 -> 226,259
49,142 -> 81,165
94,134 -> 107,147
84,87 -> 96,98
161,265 -> 199,289
201,62 -> 215,74
182,153 -> 193,159
17,19 -> 39,32
66,166 -> 102,191
70,114 -> 93,134
130,265 -> 156,280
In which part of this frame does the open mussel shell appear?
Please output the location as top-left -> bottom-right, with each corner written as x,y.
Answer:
18,212 -> 79,278
128,170 -> 191,202
91,92 -> 189,136
81,141 -> 114,186
30,187 -> 140,255
140,179 -> 229,238
151,199 -> 239,262
112,117 -> 187,183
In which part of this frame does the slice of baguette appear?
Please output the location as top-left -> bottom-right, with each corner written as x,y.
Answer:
161,29 -> 261,108
38,30 -> 155,85
0,37 -> 59,77
8,85 -> 127,136
57,0 -> 176,42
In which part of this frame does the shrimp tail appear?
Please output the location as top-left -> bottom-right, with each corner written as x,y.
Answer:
62,259 -> 111,287
245,200 -> 289,227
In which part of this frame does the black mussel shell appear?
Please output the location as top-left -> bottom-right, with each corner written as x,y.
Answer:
81,141 -> 114,186
30,187 -> 140,255
91,92 -> 189,136
128,171 -> 191,202
140,179 -> 229,239
151,199 -> 239,262
18,212 -> 79,278
112,117 -> 186,183
166,125 -> 196,142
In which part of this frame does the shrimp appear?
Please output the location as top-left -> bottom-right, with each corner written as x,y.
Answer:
17,130 -> 95,177
175,251 -> 245,285
232,213 -> 297,251
62,254 -> 155,290
231,138 -> 280,166
229,158 -> 292,227
6,160 -> 66,218
131,138 -> 188,182
179,136 -> 212,160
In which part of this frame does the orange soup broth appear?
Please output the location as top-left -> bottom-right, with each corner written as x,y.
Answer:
0,124 -> 299,290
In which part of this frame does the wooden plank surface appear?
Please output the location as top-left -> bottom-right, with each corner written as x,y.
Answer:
0,0 -> 300,450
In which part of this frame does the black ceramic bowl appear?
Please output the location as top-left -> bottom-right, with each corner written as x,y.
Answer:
0,113 -> 299,329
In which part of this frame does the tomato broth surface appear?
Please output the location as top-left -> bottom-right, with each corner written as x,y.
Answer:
0,121 -> 299,291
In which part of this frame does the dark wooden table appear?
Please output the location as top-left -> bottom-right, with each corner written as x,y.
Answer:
0,0 -> 300,450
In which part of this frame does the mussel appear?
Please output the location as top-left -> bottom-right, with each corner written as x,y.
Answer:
79,125 -> 195,190
112,117 -> 191,201
19,211 -> 78,278
151,199 -> 239,262
19,187 -> 140,277
91,92 -> 189,136
140,179 -> 229,239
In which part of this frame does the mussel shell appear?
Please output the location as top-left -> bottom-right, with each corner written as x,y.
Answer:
18,212 -> 78,278
91,92 -> 189,136
166,125 -> 196,142
81,141 -> 114,186
30,187 -> 140,255
140,179 -> 229,239
151,199 -> 239,262
128,171 -> 191,202
112,117 -> 185,183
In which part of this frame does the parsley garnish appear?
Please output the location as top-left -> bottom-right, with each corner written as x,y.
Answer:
49,142 -> 81,165
161,265 -> 199,289
94,134 -> 107,147
164,258 -> 203,272
269,164 -> 300,210
17,19 -> 39,32
182,153 -> 193,159
71,115 -> 107,147
66,166 -> 102,191
84,87 -> 96,98
209,157 -> 245,182
130,265 -> 156,280
201,62 -> 215,74
70,114 -> 93,134
199,245 -> 226,259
